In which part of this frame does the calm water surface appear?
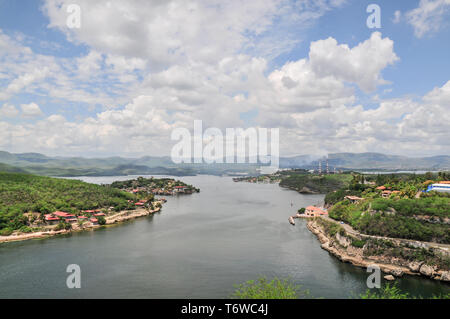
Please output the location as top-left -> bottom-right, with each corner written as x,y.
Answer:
0,175 -> 448,298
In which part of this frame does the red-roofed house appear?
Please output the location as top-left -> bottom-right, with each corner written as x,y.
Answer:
90,218 -> 98,225
305,206 -> 328,217
94,212 -> 106,217
53,211 -> 69,217
376,186 -> 386,190
382,190 -> 393,198
45,214 -> 60,225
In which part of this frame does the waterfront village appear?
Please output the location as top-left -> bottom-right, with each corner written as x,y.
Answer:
42,177 -> 200,230
43,198 -> 156,229
0,175 -> 201,242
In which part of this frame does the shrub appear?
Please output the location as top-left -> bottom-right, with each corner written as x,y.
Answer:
231,277 -> 308,299
351,238 -> 366,248
97,216 -> 106,225
19,226 -> 33,233
0,228 -> 13,236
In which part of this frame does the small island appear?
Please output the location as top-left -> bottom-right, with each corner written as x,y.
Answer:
110,176 -> 200,196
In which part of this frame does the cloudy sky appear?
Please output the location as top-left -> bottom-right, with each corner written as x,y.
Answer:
0,0 -> 449,158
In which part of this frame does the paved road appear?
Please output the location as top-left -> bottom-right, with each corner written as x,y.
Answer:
321,216 -> 450,251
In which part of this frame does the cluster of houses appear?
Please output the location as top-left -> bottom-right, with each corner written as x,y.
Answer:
232,176 -> 280,184
375,186 -> 401,198
130,185 -> 194,196
44,210 -> 106,226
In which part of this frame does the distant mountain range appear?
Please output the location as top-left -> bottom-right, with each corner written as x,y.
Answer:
0,150 -> 448,177
307,153 -> 450,171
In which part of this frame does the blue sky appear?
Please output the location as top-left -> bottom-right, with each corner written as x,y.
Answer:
0,0 -> 449,157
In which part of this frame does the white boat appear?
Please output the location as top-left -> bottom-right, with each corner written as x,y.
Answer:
289,216 -> 295,225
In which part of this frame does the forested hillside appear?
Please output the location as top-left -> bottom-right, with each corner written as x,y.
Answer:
0,172 -> 135,235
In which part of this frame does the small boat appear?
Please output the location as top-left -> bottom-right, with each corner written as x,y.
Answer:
289,216 -> 295,225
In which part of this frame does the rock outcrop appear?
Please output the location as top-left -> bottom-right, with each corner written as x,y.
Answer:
307,219 -> 449,283
419,264 -> 435,277
440,271 -> 450,282
408,261 -> 424,272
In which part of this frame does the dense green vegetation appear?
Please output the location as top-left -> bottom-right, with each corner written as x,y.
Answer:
0,172 -> 136,234
231,277 -> 308,299
231,278 -> 450,299
327,172 -> 450,243
279,172 -> 353,194
359,283 -> 450,299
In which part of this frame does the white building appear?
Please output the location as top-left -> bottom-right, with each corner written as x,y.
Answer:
427,183 -> 450,193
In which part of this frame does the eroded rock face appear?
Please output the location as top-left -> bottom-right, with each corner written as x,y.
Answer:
440,271 -> 450,282
419,264 -> 435,277
408,261 -> 424,272
391,269 -> 404,277
307,219 -> 445,282
336,233 -> 351,248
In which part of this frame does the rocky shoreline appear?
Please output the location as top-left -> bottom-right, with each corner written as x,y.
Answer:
306,218 -> 450,283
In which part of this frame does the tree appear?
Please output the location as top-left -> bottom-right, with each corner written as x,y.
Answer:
97,216 -> 106,225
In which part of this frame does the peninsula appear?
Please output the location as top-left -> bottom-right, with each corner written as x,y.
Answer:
0,172 -> 198,243
301,172 -> 450,282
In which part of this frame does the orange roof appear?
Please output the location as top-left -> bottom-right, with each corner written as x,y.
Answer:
305,206 -> 328,214
440,181 -> 450,184
376,186 -> 386,190
53,211 -> 69,217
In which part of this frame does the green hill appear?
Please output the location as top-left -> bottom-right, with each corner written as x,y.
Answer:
0,172 -> 136,235
279,172 -> 353,194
